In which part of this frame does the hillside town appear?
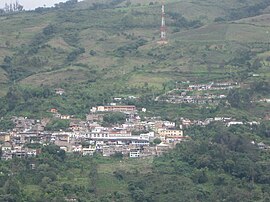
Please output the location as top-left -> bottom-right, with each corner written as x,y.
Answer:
157,81 -> 240,105
1,79 -> 269,160
0,104 -> 189,160
1,100 -> 269,161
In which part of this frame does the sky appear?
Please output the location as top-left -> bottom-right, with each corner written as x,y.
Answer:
0,0 -> 76,10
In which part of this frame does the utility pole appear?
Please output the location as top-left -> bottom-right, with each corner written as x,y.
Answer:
158,1 -> 168,45
267,31 -> 270,51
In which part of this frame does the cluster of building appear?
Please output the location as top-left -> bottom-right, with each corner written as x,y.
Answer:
255,142 -> 270,150
257,98 -> 270,103
163,93 -> 226,105
157,81 -> 239,105
187,81 -> 239,91
1,141 -> 40,160
0,105 -> 189,160
181,117 -> 260,128
1,81 -> 266,160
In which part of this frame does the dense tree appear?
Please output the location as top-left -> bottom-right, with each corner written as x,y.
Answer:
102,112 -> 126,126
0,119 -> 15,131
3,177 -> 22,201
153,138 -> 161,145
45,119 -> 70,132
41,144 -> 66,161
43,24 -> 57,36
250,80 -> 270,96
227,89 -> 252,108
66,48 -> 85,62
3,2 -> 23,13
168,12 -> 203,29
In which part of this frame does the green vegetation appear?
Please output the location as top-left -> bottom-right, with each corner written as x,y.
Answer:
0,124 -> 270,201
102,112 -> 126,126
0,0 -> 270,200
0,0 -> 269,121
0,118 -> 14,131
153,138 -> 161,145
45,119 -> 70,131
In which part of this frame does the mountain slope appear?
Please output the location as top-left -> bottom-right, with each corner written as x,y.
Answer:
0,0 -> 269,118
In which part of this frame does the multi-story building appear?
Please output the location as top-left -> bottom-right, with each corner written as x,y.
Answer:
97,105 -> 136,112
158,129 -> 185,143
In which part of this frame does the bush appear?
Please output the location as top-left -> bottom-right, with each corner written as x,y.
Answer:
102,112 -> 126,126
67,48 -> 85,62
45,119 -> 70,131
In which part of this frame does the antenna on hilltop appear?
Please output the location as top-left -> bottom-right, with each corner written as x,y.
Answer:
158,0 -> 168,45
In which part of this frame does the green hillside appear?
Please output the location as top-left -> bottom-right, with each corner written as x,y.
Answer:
0,0 -> 269,118
1,123 -> 270,201
0,1 -> 270,201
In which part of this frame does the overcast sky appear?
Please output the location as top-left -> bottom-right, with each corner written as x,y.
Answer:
0,0 -> 76,10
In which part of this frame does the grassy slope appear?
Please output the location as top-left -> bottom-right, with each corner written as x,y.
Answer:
0,0 -> 267,87
21,156 -> 152,201
0,0 -> 269,120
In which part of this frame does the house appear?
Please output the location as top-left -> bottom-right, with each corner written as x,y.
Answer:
88,128 -> 109,139
31,124 -> 45,132
114,97 -> 122,101
133,123 -> 146,131
248,121 -> 260,125
64,196 -> 78,202
72,145 -> 82,153
155,143 -> 170,156
55,88 -> 65,95
108,128 -> 131,137
50,108 -> 58,113
140,146 -> 156,157
181,119 -> 192,127
1,142 -> 12,151
19,132 -> 41,144
1,149 -> 12,160
13,150 -> 27,159
12,117 -> 35,132
130,148 -> 140,158
26,149 -> 38,157
1,151 -> 12,160
50,108 -> 58,114
162,121 -> 176,128
82,146 -> 96,156
53,113 -> 61,118
0,133 -> 10,142
158,129 -> 183,138
102,145 -> 130,157
97,105 -> 136,112
69,120 -> 87,131
158,129 -> 184,143
61,115 -> 70,120
166,135 -> 190,144
227,121 -> 243,127
131,138 -> 150,146
139,132 -> 155,139
264,114 -> 270,120
86,114 -> 103,122
59,146 -> 68,152
257,142 -> 270,150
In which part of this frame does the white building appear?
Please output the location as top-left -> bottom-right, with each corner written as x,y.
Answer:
130,149 -> 140,158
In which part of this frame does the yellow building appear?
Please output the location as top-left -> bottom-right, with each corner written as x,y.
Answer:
158,129 -> 183,138
0,133 -> 10,142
